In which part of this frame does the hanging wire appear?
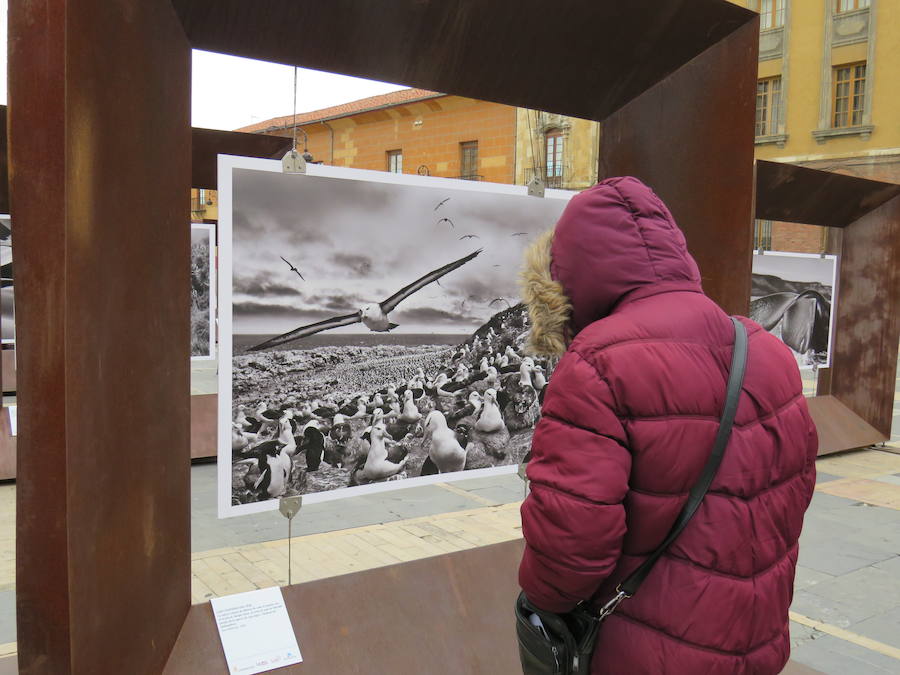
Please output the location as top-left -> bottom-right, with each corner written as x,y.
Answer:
292,66 -> 299,153
526,108 -> 542,184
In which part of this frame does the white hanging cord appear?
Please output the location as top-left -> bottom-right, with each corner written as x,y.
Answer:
526,109 -> 542,183
292,66 -> 299,153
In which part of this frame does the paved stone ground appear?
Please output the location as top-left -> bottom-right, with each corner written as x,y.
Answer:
0,359 -> 896,672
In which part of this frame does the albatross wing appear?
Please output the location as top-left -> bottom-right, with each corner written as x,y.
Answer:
248,311 -> 362,351
379,249 -> 482,315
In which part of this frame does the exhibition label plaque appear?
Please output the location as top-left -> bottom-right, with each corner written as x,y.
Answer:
211,586 -> 302,674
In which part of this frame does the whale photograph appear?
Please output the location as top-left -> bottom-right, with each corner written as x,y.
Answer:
220,162 -> 571,515
750,251 -> 837,370
190,223 -> 216,360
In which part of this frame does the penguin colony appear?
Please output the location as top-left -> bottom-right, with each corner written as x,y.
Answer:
231,305 -> 552,505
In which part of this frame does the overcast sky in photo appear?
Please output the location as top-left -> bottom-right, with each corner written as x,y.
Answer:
752,253 -> 837,286
232,168 -> 570,335
0,7 -> 408,131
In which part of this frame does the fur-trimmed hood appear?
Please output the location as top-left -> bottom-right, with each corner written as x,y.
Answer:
520,177 -> 702,356
520,229 -> 572,357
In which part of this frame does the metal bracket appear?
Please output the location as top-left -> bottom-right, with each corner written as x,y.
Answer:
282,149 -> 307,174
279,495 -> 303,585
527,177 -> 545,198
279,495 -> 302,520
517,462 -> 530,498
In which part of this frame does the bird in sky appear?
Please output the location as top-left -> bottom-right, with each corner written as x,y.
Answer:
249,249 -> 483,351
436,217 -> 455,229
280,256 -> 305,280
511,232 -> 528,237
434,197 -> 451,211
459,234 -> 479,240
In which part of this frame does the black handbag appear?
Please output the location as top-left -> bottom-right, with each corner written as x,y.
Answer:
515,317 -> 748,675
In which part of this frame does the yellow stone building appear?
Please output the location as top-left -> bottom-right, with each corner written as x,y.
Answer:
731,0 -> 899,252
514,110 -> 600,191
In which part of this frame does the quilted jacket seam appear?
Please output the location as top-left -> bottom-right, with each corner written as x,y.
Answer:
706,470 -> 808,502
628,463 -> 807,501
611,612 -> 785,657
620,391 -> 805,429
579,321 -> 762,358
566,348 -> 625,416
525,540 -> 619,576
662,543 -> 797,580
541,411 -> 629,451
609,181 -> 662,281
528,480 -> 624,509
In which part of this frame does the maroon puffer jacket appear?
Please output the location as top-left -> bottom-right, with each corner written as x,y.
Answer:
518,177 -> 818,674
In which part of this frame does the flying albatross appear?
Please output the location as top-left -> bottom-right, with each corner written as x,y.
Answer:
248,249 -> 482,351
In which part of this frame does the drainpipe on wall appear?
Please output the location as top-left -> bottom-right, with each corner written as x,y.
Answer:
320,121 -> 335,164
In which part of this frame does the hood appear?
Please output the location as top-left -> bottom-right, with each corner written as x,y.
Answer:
520,177 -> 702,356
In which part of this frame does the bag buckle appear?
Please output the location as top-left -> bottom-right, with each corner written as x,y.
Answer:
594,585 -> 630,621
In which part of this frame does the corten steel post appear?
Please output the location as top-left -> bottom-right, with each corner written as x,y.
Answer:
829,196 -> 900,443
9,1 -> 191,673
599,19 -> 760,317
754,160 -> 900,453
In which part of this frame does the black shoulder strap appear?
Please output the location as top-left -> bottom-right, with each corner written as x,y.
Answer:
615,316 -> 748,599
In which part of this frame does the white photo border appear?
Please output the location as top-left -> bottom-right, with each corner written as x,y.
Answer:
190,222 -> 218,362
216,154 -> 572,518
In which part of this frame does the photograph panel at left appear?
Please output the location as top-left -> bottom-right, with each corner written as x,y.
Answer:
1,214 -> 13,347
191,223 -> 218,361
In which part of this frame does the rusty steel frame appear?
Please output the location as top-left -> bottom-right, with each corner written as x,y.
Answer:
755,160 -> 900,454
7,0 -> 778,672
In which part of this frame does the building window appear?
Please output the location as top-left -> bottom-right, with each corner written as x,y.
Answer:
755,0 -> 785,30
545,129 -> 564,187
836,0 -> 869,12
756,77 -> 782,136
459,141 -> 478,180
387,150 -> 403,174
833,63 -> 866,128
754,220 -> 773,251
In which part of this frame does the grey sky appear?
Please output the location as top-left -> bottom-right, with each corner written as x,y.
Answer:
232,169 -> 569,335
0,8 -> 407,131
191,226 -> 211,248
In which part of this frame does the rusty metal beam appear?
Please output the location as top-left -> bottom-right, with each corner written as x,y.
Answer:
10,1 -> 192,672
756,159 -> 900,228
163,539 -> 825,674
829,194 -> 900,441
170,0 -> 754,122
599,19 -> 759,317
191,128 -> 291,189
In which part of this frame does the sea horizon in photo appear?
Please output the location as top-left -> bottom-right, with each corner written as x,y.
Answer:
233,332 -> 469,353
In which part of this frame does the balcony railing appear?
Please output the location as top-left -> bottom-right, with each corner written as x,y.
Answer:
526,166 -> 568,189
456,174 -> 483,181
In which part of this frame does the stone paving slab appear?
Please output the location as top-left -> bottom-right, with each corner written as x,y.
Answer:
1,442 -> 900,674
791,634 -> 900,674
817,478 -> 900,509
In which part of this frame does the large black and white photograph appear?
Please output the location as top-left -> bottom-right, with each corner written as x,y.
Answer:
0,215 -> 13,345
191,223 -> 217,360
751,251 -> 837,370
217,157 -> 571,516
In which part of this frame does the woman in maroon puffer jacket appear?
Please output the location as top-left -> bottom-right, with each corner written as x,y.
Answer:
518,177 -> 818,674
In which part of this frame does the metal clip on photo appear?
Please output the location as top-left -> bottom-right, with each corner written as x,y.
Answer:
282,149 -> 307,175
